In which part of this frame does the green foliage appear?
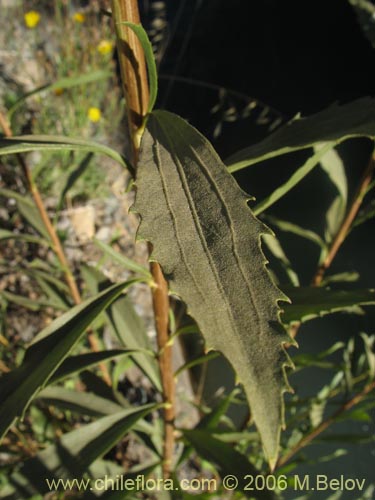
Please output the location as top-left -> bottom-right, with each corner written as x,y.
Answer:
2,404 -> 160,499
8,70 -> 113,119
0,135 -> 128,168
0,3 -> 374,499
0,281 -> 135,439
183,429 -> 274,499
282,287 -> 375,324
226,98 -> 375,171
135,110 -> 293,467
120,22 -> 158,114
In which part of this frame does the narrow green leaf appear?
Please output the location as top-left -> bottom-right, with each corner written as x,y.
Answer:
172,324 -> 200,338
0,281 -> 135,441
36,386 -> 157,438
0,136 -> 128,169
253,142 -> 334,215
352,199 -> 375,229
265,215 -> 327,251
0,229 -> 46,245
262,233 -> 300,286
94,238 -> 151,278
321,272 -> 360,285
226,98 -> 375,172
36,386 -> 125,416
81,265 -> 161,391
32,274 -> 71,310
121,22 -> 157,114
348,0 -> 375,49
8,70 -> 112,117
317,145 -> 348,243
208,430 -> 258,443
107,295 -> 161,391
0,290 -> 62,312
183,430 -> 274,500
48,349 -> 139,385
135,110 -> 293,467
360,333 -> 375,378
93,464 -> 160,499
8,404 -> 160,495
174,352 -> 220,377
292,342 -> 345,370
57,152 -> 93,210
198,390 -> 238,430
282,287 -> 375,325
319,146 -> 347,201
0,188 -> 50,240
316,433 -> 375,443
177,390 -> 239,466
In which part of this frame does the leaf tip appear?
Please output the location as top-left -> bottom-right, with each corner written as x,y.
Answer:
268,454 -> 278,473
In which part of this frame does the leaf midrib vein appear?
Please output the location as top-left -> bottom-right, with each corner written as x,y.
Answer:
159,115 -> 259,352
150,126 -> 208,312
186,140 -> 265,340
156,116 -> 243,346
170,117 -> 265,347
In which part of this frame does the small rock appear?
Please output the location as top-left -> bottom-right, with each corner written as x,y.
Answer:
95,226 -> 111,242
68,205 -> 95,242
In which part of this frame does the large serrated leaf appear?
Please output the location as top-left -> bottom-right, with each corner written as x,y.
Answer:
135,110 -> 293,468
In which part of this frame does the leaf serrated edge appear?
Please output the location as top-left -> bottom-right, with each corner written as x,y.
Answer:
133,112 -> 297,468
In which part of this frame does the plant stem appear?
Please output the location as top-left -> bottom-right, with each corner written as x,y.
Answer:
0,110 -> 111,386
276,378 -> 375,469
312,150 -> 375,286
289,150 -> 375,339
0,111 -> 81,302
151,261 -> 175,476
111,0 -> 175,478
111,0 -> 149,157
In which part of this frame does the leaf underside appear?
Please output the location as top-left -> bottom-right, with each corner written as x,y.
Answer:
226,97 -> 375,171
135,110 -> 293,467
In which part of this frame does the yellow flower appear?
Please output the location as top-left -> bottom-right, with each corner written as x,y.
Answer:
24,11 -> 41,29
73,12 -> 85,23
88,107 -> 101,123
97,40 -> 114,55
53,88 -> 64,96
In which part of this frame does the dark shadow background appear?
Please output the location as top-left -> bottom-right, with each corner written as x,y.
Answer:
140,1 -> 375,496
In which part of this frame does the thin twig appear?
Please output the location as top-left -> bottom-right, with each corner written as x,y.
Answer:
151,261 -> 175,475
279,150 -> 375,465
312,151 -> 375,286
276,379 -> 375,469
0,110 -> 112,386
0,111 -> 80,303
111,0 -> 175,478
289,150 -> 375,340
